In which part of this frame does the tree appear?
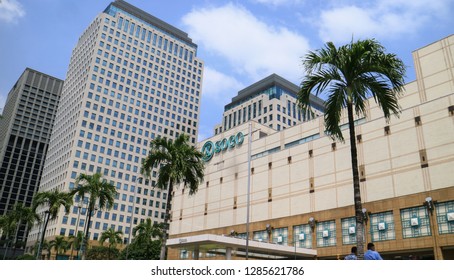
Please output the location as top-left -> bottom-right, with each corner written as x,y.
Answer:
86,246 -> 120,260
49,236 -> 70,260
141,134 -> 204,260
9,203 -> 40,257
132,218 -> 164,246
99,228 -> 123,260
123,219 -> 164,260
120,239 -> 161,260
0,211 -> 16,259
68,231 -> 84,260
32,189 -> 73,259
297,39 -> 405,258
71,173 -> 118,259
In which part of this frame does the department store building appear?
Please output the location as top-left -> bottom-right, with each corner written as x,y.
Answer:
168,35 -> 454,260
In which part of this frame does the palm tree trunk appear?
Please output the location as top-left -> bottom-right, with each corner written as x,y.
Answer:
82,208 -> 93,260
11,220 -> 21,259
2,236 -> 10,260
347,101 -> 365,259
37,213 -> 50,260
160,182 -> 173,260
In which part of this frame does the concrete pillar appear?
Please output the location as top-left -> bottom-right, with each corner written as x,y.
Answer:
226,247 -> 232,260
194,246 -> 199,260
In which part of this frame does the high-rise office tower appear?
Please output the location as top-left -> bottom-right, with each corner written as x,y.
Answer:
27,0 -> 203,252
0,68 -> 63,255
214,74 -> 325,135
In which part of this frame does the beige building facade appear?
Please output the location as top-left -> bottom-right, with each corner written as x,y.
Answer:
169,35 -> 454,260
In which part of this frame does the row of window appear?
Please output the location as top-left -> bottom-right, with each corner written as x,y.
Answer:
230,201 -> 454,249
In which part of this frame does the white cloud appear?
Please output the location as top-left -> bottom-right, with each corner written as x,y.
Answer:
252,0 -> 302,6
0,0 -> 25,23
316,0 -> 453,43
182,3 -> 311,83
0,94 -> 6,114
201,66 -> 244,105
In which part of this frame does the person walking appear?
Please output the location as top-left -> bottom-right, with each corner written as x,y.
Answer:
364,242 -> 383,260
344,246 -> 357,260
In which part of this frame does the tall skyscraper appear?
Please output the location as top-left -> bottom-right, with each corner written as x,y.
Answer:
0,68 -> 63,255
27,0 -> 203,252
214,74 -> 324,135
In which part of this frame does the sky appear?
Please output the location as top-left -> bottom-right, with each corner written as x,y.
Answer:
0,0 -> 453,141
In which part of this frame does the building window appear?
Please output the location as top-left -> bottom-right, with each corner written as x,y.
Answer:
252,230 -> 269,243
293,224 -> 312,249
400,206 -> 431,238
369,211 -> 395,242
449,105 -> 454,116
435,200 -> 454,235
271,227 -> 288,245
341,217 -> 357,245
316,220 -> 336,248
415,116 -> 421,126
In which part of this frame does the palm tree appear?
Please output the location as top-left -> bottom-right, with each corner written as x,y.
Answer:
9,203 -> 40,257
0,211 -> 16,259
141,134 -> 204,260
68,231 -> 84,260
133,218 -> 164,246
99,228 -> 123,260
32,189 -> 73,259
297,39 -> 405,258
71,173 -> 117,259
49,236 -> 70,259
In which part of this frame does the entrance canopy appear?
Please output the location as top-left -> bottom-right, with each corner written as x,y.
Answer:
167,234 -> 317,260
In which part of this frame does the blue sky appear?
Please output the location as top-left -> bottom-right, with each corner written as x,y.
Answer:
1,0 -> 453,141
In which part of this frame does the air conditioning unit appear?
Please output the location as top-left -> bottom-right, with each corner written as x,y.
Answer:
378,222 -> 387,231
349,226 -> 356,234
298,233 -> 305,240
277,236 -> 283,243
322,230 -> 329,238
447,212 -> 454,222
410,217 -> 419,226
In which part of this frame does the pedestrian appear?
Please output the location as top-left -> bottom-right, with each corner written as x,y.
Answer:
364,242 -> 383,260
344,246 -> 357,260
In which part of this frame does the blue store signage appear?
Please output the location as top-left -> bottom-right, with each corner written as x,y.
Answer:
201,132 -> 245,162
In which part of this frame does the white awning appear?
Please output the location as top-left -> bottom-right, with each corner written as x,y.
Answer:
167,234 -> 317,260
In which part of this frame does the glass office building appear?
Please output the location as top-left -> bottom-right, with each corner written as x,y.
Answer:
27,0 -> 203,253
0,68 -> 62,257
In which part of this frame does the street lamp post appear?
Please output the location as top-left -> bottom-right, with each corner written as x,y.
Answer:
362,208 -> 369,245
308,217 -> 317,254
126,177 -> 141,259
245,122 -> 252,260
35,210 -> 50,260
70,200 -> 83,260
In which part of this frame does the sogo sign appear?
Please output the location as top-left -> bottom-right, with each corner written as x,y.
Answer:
201,132 -> 245,162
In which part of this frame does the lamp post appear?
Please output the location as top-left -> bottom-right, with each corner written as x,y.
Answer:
245,122 -> 252,260
79,204 -> 98,260
308,217 -> 316,232
70,199 -> 84,260
126,176 -> 141,259
35,210 -> 50,260
308,217 -> 317,253
424,197 -> 443,260
362,208 -> 369,245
